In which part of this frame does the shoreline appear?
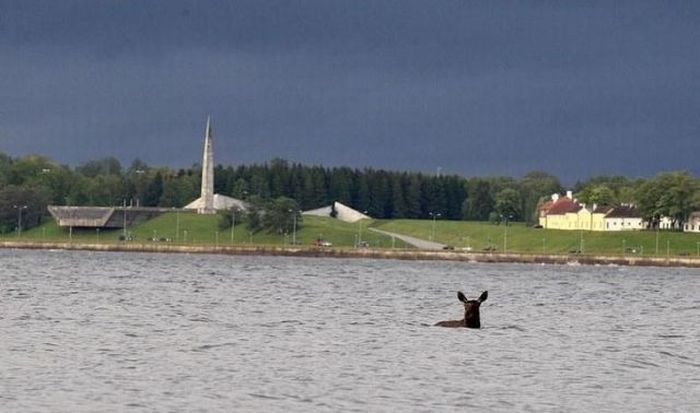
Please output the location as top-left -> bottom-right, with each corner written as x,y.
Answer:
2,241 -> 699,268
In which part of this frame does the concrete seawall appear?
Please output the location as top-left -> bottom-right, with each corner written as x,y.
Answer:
2,241 -> 699,268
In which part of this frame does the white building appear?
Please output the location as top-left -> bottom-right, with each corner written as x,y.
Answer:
603,205 -> 644,231
684,212 -> 700,233
659,216 -> 681,230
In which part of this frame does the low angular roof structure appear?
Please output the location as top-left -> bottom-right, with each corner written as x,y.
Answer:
48,206 -> 170,228
303,201 -> 370,223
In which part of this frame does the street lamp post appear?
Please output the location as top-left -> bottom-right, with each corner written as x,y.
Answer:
172,207 -> 180,242
429,212 -> 441,241
230,209 -> 235,244
292,211 -> 298,245
579,230 -> 584,254
502,214 -> 512,253
358,219 -> 363,247
288,209 -> 299,245
655,226 -> 660,255
13,205 -> 27,237
65,198 -> 73,241
357,210 -> 368,247
122,199 -> 127,240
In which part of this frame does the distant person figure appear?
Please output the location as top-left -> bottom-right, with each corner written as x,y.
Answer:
435,291 -> 488,329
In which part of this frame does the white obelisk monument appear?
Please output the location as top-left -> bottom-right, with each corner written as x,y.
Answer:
198,116 -> 215,214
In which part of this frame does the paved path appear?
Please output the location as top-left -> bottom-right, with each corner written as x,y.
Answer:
369,228 -> 447,250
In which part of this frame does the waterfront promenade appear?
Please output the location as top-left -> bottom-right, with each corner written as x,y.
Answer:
2,240 -> 699,268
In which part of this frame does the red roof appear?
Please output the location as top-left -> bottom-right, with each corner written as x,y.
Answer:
546,197 -> 582,215
538,199 -> 555,216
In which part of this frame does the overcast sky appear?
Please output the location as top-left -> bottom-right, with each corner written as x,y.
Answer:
0,0 -> 698,183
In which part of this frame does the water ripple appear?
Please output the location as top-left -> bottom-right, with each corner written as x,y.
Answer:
1,250 -> 699,412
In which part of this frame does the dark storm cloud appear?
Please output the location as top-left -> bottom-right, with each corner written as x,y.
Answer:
0,0 -> 698,182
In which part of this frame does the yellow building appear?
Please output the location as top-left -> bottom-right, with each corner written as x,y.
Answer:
576,206 -> 610,231
590,207 -> 609,231
539,194 -> 581,230
540,193 -> 639,231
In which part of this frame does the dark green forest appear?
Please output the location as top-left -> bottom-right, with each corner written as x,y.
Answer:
1,151 -> 698,234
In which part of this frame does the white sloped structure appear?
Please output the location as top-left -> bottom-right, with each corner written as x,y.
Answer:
303,201 -> 370,223
184,194 -> 248,212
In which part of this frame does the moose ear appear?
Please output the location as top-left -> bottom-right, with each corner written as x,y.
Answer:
457,291 -> 468,303
478,291 -> 488,303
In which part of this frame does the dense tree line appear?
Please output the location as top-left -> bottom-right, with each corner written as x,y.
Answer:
0,151 -> 698,234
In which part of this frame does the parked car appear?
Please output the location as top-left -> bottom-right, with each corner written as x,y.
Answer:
313,239 -> 332,247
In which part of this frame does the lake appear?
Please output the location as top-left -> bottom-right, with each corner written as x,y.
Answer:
1,249 -> 699,412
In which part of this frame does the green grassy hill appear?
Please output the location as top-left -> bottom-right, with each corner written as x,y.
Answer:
15,212 -> 413,249
372,219 -> 700,257
10,213 -> 700,257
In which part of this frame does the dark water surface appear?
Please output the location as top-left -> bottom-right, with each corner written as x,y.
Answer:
1,249 -> 699,412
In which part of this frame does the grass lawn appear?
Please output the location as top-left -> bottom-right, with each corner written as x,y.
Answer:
9,214 -> 700,257
14,212 -> 413,249
372,219 -> 700,257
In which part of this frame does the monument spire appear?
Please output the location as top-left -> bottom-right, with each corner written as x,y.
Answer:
199,115 -> 215,214
205,115 -> 213,139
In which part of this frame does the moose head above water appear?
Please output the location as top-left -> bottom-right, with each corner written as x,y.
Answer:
434,291 -> 488,329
